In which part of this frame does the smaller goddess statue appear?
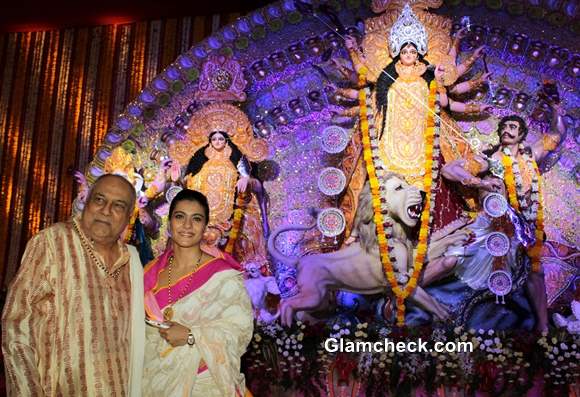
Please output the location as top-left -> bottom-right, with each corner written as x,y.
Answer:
168,102 -> 270,261
184,130 -> 260,229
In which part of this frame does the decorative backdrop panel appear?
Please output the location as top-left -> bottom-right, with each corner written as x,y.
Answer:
0,14 -> 241,291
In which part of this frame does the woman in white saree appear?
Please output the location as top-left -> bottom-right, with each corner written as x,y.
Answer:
142,189 -> 254,397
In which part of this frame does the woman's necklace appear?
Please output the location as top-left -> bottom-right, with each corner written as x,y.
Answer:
163,252 -> 203,321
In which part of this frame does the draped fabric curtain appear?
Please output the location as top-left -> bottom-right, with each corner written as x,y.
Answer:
0,14 -> 240,293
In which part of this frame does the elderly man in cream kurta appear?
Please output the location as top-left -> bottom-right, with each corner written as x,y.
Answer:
2,174 -> 145,396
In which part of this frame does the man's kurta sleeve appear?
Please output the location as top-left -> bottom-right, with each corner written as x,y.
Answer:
2,231 -> 55,396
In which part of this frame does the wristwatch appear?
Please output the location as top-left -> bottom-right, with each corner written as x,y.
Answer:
187,330 -> 195,346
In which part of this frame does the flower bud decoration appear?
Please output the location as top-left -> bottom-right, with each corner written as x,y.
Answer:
250,60 -> 268,79
307,90 -> 323,110
488,27 -> 506,49
174,116 -> 185,128
509,33 -> 527,55
567,55 -> 580,78
547,47 -> 564,68
268,52 -> 287,70
287,44 -> 305,63
271,106 -> 289,125
528,40 -> 546,61
305,36 -> 323,56
512,92 -> 530,112
254,120 -> 271,138
324,31 -> 341,48
493,87 -> 512,107
531,100 -> 551,122
288,98 -> 305,116
186,102 -> 199,115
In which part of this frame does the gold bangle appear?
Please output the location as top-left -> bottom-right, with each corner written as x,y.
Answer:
451,38 -> 460,50
463,55 -> 477,69
466,158 -> 485,175
461,176 -> 480,186
467,79 -> 484,91
542,134 -> 559,151
465,103 -> 480,114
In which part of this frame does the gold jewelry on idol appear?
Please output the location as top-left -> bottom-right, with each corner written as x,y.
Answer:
163,252 -> 203,321
465,103 -> 481,114
542,134 -> 559,151
72,219 -> 123,279
388,4 -> 428,57
467,77 -> 485,91
463,54 -> 478,70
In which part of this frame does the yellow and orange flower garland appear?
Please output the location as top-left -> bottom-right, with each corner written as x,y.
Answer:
121,206 -> 140,243
225,192 -> 247,254
528,161 -> 544,273
358,68 -> 442,326
501,147 -> 544,273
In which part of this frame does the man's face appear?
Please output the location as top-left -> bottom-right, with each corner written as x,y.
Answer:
80,176 -> 134,245
500,120 -> 522,145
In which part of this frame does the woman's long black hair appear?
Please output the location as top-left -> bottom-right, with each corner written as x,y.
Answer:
375,42 -> 435,138
185,131 -> 244,177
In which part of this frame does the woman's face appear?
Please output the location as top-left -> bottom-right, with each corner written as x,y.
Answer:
400,44 -> 419,66
169,200 -> 207,249
210,133 -> 227,151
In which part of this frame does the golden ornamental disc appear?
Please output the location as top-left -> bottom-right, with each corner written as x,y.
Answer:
163,307 -> 174,321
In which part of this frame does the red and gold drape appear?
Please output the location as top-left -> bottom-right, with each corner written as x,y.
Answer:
0,14 -> 241,291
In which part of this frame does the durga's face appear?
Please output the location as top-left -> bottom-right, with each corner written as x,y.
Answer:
399,43 -> 419,66
210,132 -> 227,151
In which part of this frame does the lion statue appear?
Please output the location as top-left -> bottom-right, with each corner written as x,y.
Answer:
268,173 -> 468,326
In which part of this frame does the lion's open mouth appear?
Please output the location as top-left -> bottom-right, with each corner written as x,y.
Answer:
406,203 -> 423,220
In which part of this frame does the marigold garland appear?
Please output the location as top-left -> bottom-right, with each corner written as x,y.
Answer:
358,69 -> 441,326
124,206 -> 140,243
225,193 -> 247,254
501,154 -> 520,212
501,149 -> 544,273
358,69 -> 398,294
528,161 -> 544,273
